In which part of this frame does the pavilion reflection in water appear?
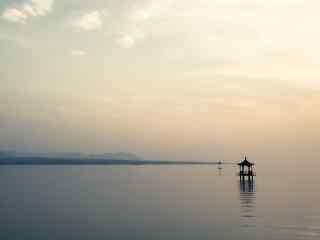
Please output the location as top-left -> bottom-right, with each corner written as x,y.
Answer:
239,180 -> 256,228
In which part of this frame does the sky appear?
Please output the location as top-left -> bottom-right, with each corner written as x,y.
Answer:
0,0 -> 320,161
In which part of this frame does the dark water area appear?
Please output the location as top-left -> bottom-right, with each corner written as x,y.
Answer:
0,164 -> 319,240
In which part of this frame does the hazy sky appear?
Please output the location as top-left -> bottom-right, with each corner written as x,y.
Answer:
1,0 -> 320,161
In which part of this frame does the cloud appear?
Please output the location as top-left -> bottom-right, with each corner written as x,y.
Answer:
133,9 -> 150,21
118,35 -> 135,48
2,8 -> 28,23
132,0 -> 173,21
118,30 -> 145,49
71,50 -> 86,56
2,0 -> 53,23
70,11 -> 102,31
25,0 -> 53,16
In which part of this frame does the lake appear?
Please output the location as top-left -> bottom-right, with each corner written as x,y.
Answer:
0,163 -> 319,240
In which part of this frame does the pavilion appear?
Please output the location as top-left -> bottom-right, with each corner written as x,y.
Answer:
238,156 -> 255,181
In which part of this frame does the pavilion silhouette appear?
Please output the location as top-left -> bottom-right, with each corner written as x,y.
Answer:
238,156 -> 255,181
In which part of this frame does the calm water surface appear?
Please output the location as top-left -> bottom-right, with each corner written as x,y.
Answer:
0,164 -> 319,240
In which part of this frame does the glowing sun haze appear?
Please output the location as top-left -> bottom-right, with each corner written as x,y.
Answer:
1,0 -> 320,161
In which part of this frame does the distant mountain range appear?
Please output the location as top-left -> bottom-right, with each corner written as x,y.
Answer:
0,151 -> 219,165
0,151 -> 140,161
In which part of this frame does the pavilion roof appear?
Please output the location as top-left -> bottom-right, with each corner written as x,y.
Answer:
237,156 -> 254,166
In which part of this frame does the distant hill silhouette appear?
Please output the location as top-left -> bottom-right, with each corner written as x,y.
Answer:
0,151 -> 141,161
0,151 -> 218,165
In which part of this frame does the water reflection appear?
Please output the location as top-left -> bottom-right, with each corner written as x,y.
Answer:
239,180 -> 256,228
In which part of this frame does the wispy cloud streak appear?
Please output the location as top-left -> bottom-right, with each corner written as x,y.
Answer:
2,0 -> 53,23
70,11 -> 102,31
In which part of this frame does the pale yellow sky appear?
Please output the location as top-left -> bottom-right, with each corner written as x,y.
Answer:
0,0 -> 320,161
